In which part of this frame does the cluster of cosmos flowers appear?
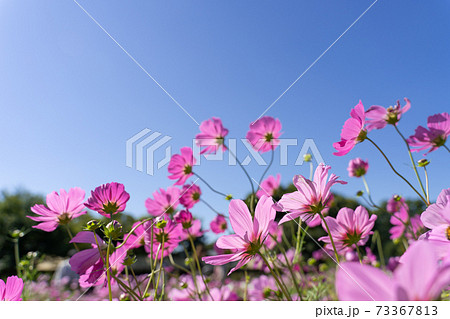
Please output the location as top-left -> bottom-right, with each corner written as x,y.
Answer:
3,99 -> 449,301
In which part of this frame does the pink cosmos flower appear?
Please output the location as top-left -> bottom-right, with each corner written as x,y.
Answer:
264,220 -> 283,250
277,164 -> 347,226
144,218 -> 182,260
0,276 -> 23,301
69,231 -> 106,288
386,195 -> 406,213
420,188 -> 450,256
319,206 -> 377,252
336,240 -> 450,300
179,184 -> 201,209
389,206 -> 409,240
333,101 -> 367,156
407,112 -> 450,154
174,210 -> 205,240
347,158 -> 369,178
27,187 -> 86,232
365,98 -> 411,130
124,221 -> 147,250
246,116 -> 282,153
210,214 -> 228,234
202,195 -> 276,275
168,147 -> 196,185
248,275 -> 277,301
145,186 -> 180,216
202,286 -> 239,301
195,117 -> 229,154
85,182 -> 130,218
256,174 -> 281,199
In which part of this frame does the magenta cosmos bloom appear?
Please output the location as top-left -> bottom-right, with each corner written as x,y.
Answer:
246,116 -> 282,153
168,147 -> 196,185
179,183 -> 201,209
319,206 -> 376,252
256,174 -> 280,199
0,276 -> 23,301
174,210 -> 205,240
85,182 -> 130,218
277,164 -> 347,226
210,214 -> 228,234
336,240 -> 450,300
202,195 -> 276,275
27,187 -> 86,232
420,188 -> 450,256
407,112 -> 450,154
365,98 -> 411,130
347,158 -> 369,178
195,117 -> 229,154
333,101 -> 367,156
144,218 -> 182,260
145,186 -> 180,216
69,231 -> 127,288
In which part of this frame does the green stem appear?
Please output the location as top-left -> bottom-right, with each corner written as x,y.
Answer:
65,225 -> 79,251
356,246 -> 363,264
244,270 -> 249,301
188,235 -> 213,300
106,238 -> 113,301
154,240 -> 165,299
443,144 -> 450,153
294,218 -> 302,262
116,217 -> 152,249
318,212 -> 340,263
193,172 -> 228,198
366,137 -> 428,205
423,166 -> 430,204
13,239 -> 21,277
373,230 -> 385,267
200,198 -> 220,215
394,126 -> 428,202
258,252 -> 292,301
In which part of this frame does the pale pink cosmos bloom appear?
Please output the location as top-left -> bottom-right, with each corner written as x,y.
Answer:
277,164 -> 347,226
202,195 -> 276,275
85,182 -> 130,218
144,218 -> 182,260
347,158 -> 369,178
195,117 -> 229,154
256,174 -> 281,199
246,116 -> 282,153
407,112 -> 450,154
365,98 -> 411,130
0,276 -> 23,301
202,286 -> 239,301
336,240 -> 450,300
333,101 -> 367,156
386,195 -> 406,213
145,186 -> 180,216
174,210 -> 205,240
210,214 -> 228,234
420,188 -> 450,257
168,147 -> 196,185
179,183 -> 201,209
248,275 -> 277,301
27,187 -> 86,232
319,206 -> 377,252
389,206 -> 409,240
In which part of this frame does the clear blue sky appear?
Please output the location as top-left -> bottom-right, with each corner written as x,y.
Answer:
1,1 -> 449,230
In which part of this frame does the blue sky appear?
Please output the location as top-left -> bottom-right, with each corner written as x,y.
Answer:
0,0 -> 449,230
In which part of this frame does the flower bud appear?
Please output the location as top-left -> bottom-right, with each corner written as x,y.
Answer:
104,220 -> 123,240
417,158 -> 430,167
225,194 -> 233,201
174,210 -> 193,229
119,293 -> 130,301
303,154 -> 312,162
123,253 -> 137,266
156,219 -> 167,229
10,229 -> 24,239
356,190 -> 364,197
85,220 -> 102,231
